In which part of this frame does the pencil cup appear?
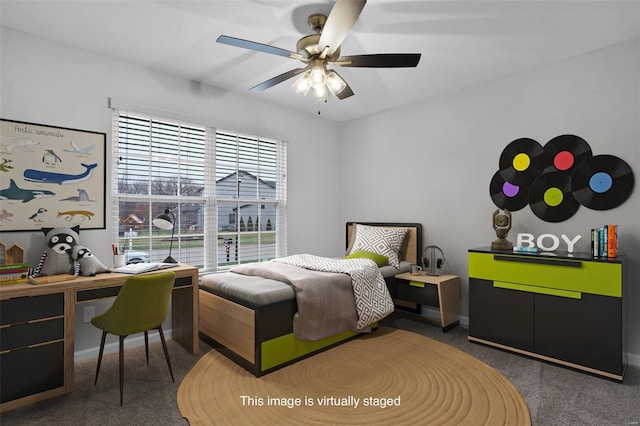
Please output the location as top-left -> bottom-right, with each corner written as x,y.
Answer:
113,254 -> 125,268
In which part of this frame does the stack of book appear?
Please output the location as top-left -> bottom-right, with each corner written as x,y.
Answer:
1,262 -> 30,284
591,224 -> 618,258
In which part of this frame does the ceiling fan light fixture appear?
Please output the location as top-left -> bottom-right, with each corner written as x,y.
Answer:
309,65 -> 326,87
326,70 -> 347,96
311,84 -> 328,101
293,71 -> 312,95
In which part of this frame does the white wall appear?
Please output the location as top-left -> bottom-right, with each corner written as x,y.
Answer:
339,39 -> 640,364
0,27 -> 344,353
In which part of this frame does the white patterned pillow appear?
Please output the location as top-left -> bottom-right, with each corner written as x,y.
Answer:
347,224 -> 408,268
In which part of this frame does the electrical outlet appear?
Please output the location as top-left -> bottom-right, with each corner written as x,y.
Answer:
83,306 -> 95,323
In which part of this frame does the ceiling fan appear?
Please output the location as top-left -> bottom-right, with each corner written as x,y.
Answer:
217,0 -> 421,101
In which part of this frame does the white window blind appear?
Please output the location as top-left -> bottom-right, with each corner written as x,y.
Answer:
112,110 -> 287,272
215,131 -> 287,267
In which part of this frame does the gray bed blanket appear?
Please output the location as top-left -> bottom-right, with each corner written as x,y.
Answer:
230,254 -> 394,341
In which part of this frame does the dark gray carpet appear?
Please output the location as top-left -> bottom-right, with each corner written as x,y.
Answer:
1,310 -> 638,425
382,311 -> 640,426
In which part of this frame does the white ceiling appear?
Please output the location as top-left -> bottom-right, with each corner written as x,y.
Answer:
1,1 -> 639,122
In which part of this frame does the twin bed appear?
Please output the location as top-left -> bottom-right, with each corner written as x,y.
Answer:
199,222 -> 422,376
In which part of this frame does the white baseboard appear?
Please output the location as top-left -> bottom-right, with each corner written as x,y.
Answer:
418,307 -> 638,368
74,330 -> 171,362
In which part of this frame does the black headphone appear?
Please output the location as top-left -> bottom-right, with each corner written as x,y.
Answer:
422,245 -> 445,275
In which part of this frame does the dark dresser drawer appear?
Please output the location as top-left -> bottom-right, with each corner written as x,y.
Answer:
1,341 -> 65,403
1,293 -> 64,325
397,281 -> 439,306
0,318 -> 64,351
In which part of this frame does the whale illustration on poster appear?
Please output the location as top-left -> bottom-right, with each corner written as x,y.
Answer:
23,163 -> 97,185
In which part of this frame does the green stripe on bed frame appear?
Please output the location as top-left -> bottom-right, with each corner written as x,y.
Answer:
261,324 -> 377,371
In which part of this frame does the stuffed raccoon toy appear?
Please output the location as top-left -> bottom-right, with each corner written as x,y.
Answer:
32,226 -> 80,277
71,245 -> 110,276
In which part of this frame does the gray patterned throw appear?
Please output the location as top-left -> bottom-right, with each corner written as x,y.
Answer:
274,254 -> 394,329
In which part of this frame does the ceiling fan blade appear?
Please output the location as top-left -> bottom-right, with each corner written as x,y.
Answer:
217,35 -> 304,60
336,53 -> 421,68
318,0 -> 367,57
250,67 -> 309,92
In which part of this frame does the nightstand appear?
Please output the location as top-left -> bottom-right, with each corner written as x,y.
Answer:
394,272 -> 461,332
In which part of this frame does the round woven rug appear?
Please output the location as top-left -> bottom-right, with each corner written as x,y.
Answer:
178,327 -> 530,425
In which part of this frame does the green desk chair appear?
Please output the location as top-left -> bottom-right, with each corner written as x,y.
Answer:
91,271 -> 176,406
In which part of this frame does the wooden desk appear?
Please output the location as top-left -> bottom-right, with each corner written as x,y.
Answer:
394,272 -> 461,332
0,264 -> 198,412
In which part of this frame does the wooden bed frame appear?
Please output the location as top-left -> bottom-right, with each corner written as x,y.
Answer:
199,222 -> 422,376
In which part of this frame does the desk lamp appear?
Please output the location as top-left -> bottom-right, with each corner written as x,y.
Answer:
153,208 -> 177,263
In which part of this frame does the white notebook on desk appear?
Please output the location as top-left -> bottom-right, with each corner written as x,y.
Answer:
112,262 -> 176,274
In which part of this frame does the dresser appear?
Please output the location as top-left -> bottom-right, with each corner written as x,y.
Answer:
468,247 -> 626,381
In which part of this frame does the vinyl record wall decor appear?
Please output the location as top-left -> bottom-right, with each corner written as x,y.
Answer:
490,134 -> 635,222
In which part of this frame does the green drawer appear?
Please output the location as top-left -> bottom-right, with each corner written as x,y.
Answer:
468,252 -> 621,297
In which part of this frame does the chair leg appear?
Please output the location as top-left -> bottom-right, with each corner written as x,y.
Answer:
157,326 -> 174,383
144,330 -> 149,365
94,331 -> 107,385
119,336 -> 125,406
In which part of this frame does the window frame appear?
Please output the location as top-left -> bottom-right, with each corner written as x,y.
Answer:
111,107 -> 287,273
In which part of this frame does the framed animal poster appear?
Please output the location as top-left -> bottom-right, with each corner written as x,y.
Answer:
0,119 -> 106,232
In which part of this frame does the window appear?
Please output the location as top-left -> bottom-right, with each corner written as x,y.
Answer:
112,110 -> 287,272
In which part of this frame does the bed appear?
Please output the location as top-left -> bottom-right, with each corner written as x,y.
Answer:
199,221 -> 423,376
